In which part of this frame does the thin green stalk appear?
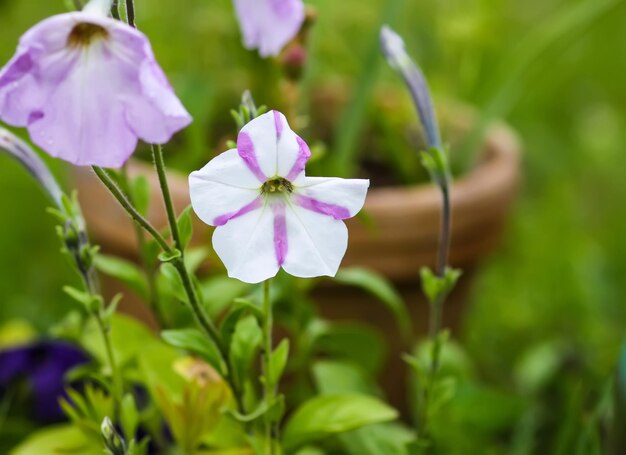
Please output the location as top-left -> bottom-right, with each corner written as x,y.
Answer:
149,145 -> 246,415
72,225 -> 123,410
150,145 -> 184,252
421,182 -> 452,436
95,312 -> 123,406
261,280 -> 275,454
92,166 -> 171,253
429,183 -> 451,345
118,166 -> 165,327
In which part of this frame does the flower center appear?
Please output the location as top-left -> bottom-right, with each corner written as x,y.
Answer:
262,177 -> 293,195
67,23 -> 109,48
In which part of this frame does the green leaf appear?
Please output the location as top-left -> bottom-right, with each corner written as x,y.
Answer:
312,361 -> 377,396
102,294 -> 123,322
232,297 -> 264,319
268,339 -> 289,387
340,423 -> 417,455
219,307 -> 246,355
130,174 -> 150,216
227,396 -> 283,424
161,328 -> 224,375
282,394 -> 398,450
413,337 -> 474,379
177,206 -> 193,250
11,424 -> 101,455
314,324 -> 386,374
334,267 -> 411,340
158,262 -> 186,302
81,313 -> 163,368
158,249 -> 182,263
293,446 -> 326,455
185,247 -> 209,273
429,376 -> 458,415
63,286 -> 102,312
514,341 -> 563,395
201,277 -> 251,317
229,315 -> 262,386
120,394 -> 139,442
94,254 -> 148,299
419,267 -> 462,305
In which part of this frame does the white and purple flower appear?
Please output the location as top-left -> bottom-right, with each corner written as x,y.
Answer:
0,0 -> 191,168
189,111 -> 369,284
234,0 -> 305,57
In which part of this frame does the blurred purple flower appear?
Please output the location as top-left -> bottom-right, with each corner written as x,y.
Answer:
0,2 -> 191,168
234,0 -> 305,57
0,340 -> 90,423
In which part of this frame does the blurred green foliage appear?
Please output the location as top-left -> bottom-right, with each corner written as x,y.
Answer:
1,0 -> 626,452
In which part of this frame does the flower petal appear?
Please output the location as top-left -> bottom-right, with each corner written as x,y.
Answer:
237,110 -> 310,181
111,21 -> 192,143
293,177 -> 370,219
26,41 -> 138,167
0,13 -> 76,126
281,202 -> 348,278
212,203 -> 280,283
234,0 -> 305,57
189,149 -> 264,226
124,59 -> 191,143
237,110 -> 280,180
273,202 -> 288,266
0,48 -> 45,126
273,110 -> 311,180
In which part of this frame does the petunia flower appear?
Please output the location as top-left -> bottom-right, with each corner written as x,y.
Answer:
0,0 -> 191,168
189,111 -> 369,284
0,340 -> 90,423
233,0 -> 305,57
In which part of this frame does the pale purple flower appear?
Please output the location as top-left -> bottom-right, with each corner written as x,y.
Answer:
0,0 -> 191,168
189,111 -> 369,284
234,0 -> 305,57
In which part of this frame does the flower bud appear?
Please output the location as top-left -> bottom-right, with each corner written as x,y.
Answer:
0,128 -> 63,207
101,417 -> 126,455
380,25 -> 442,150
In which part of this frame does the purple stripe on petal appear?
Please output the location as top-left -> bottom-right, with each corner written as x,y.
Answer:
294,195 -> 351,220
273,110 -> 283,139
237,132 -> 267,182
285,136 -> 311,181
272,203 -> 288,266
214,197 -> 263,226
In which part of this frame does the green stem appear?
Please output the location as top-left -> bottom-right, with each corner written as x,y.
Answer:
149,145 -> 246,415
95,312 -> 123,406
262,280 -> 275,454
94,162 -> 246,414
420,182 -> 452,436
428,183 -> 451,360
118,166 -> 165,327
74,235 -> 123,411
151,145 -> 184,252
92,166 -> 171,253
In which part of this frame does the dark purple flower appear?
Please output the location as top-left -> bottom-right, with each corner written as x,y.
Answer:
0,340 -> 90,423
